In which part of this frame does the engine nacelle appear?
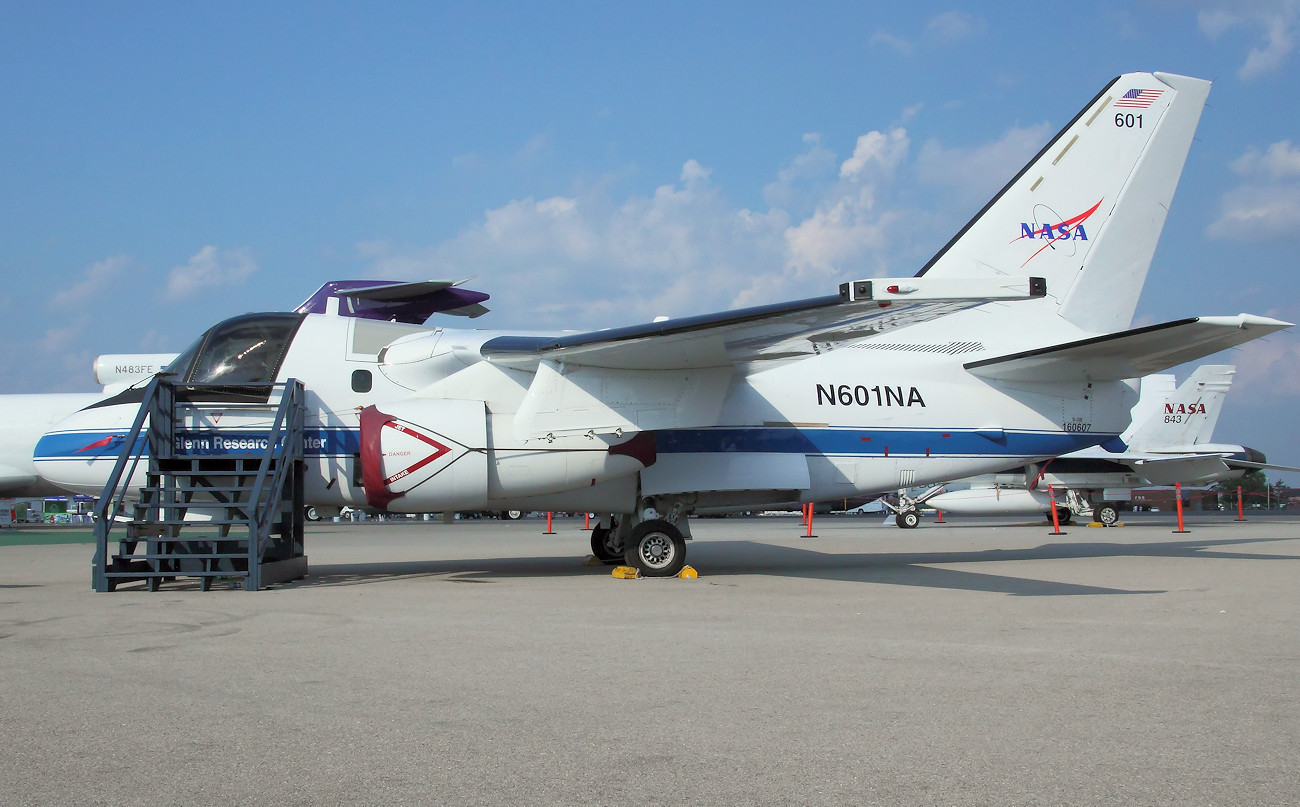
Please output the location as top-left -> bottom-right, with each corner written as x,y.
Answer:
359,400 -> 489,511
359,400 -> 658,513
92,353 -> 179,386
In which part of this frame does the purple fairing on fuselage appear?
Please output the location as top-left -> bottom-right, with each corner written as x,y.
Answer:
294,280 -> 490,324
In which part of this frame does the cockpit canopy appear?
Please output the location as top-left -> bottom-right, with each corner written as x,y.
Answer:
164,313 -> 305,385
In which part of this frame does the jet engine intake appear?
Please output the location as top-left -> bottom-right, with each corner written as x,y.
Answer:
359,400 -> 488,511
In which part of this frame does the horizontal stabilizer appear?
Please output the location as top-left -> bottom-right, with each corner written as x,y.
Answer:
965,315 -> 1291,382
1225,458 -> 1300,474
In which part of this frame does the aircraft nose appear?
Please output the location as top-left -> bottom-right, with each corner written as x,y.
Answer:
32,404 -> 138,495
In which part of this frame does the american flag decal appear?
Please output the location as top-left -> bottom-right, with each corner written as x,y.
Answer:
1114,88 -> 1163,109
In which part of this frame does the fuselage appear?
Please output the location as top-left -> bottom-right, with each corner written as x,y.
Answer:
32,303 -> 1137,514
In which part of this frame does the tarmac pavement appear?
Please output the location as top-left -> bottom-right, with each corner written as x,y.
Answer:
1,512 -> 1297,806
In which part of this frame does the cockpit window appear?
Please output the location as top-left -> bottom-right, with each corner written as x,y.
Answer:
161,338 -> 202,382
166,313 -> 305,385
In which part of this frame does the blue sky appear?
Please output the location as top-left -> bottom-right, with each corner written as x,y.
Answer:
4,1 -> 1300,469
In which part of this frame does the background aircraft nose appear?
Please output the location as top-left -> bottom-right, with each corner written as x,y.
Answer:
1237,446 -> 1268,465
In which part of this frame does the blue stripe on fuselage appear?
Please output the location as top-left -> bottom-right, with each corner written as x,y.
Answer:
35,425 -> 1109,462
34,427 -> 362,460
655,427 -> 1110,458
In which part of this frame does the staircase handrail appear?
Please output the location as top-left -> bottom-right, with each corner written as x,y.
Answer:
247,379 -> 305,551
92,376 -> 163,559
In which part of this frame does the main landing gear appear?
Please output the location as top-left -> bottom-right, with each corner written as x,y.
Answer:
589,512 -> 690,577
1092,502 -> 1120,526
885,484 -> 946,529
1046,507 -> 1073,525
623,519 -> 687,578
590,521 -> 623,564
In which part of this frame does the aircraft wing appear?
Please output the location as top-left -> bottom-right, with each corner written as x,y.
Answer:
1121,452 -> 1237,485
964,315 -> 1292,382
482,276 -> 1045,371
1116,451 -> 1300,484
1224,458 -> 1300,474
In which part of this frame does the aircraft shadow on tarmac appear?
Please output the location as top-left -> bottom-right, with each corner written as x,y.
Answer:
296,535 -> 1298,597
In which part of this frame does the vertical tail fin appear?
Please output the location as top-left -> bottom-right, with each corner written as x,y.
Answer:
1124,365 -> 1235,450
918,72 -> 1212,334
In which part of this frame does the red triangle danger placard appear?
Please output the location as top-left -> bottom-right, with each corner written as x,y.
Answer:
359,405 -> 470,510
381,420 -> 453,487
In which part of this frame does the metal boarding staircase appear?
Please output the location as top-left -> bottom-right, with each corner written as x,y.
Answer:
92,378 -> 308,592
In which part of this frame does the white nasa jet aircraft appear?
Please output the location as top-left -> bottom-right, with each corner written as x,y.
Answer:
0,354 -> 178,497
30,72 -> 1292,576
925,365 -> 1295,525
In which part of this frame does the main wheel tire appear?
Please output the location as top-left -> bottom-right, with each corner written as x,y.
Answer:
897,510 -> 920,529
499,510 -> 523,520
1093,503 -> 1119,526
590,524 -> 623,564
1055,507 -> 1073,525
305,506 -> 321,522
623,519 -> 687,577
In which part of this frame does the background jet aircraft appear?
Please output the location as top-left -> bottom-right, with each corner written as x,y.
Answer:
0,394 -> 107,497
925,365 -> 1299,525
0,357 -> 180,496
30,72 -> 1292,577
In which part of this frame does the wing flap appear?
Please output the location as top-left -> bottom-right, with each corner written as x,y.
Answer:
965,315 -> 1291,382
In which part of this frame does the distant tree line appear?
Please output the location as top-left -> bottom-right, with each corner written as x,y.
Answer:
1212,470 -> 1293,510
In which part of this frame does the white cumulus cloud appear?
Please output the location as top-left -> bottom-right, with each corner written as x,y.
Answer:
840,128 -> 910,179
868,30 -> 912,55
926,11 -> 984,42
1208,140 -> 1300,240
916,122 -> 1051,203
49,254 -> 133,308
355,119 -> 1058,327
165,246 -> 259,301
1197,1 -> 1300,81
360,161 -> 791,327
1232,140 -> 1300,178
762,133 -> 838,214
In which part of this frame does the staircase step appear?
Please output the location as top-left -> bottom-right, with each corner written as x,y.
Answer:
103,570 -> 248,579
152,472 -> 275,481
138,486 -> 274,494
129,518 -> 261,527
115,551 -> 249,558
157,458 -> 278,468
